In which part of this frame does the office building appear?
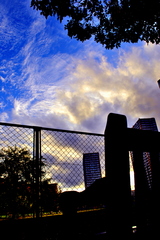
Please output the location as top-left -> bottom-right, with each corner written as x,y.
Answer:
131,117 -> 158,189
83,152 -> 102,189
133,118 -> 158,132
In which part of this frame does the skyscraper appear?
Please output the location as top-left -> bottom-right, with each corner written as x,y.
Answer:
131,118 -> 158,189
83,152 -> 102,189
133,118 -> 158,132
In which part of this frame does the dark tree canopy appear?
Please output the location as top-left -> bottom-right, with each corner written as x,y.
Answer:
31,0 -> 160,49
0,146 -> 59,218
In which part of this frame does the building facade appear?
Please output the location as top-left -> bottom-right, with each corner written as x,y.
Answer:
132,118 -> 158,189
83,152 -> 102,189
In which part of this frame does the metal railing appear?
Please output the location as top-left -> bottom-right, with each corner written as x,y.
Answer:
0,122 -> 105,219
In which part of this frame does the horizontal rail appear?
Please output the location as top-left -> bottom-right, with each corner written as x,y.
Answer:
0,122 -> 104,137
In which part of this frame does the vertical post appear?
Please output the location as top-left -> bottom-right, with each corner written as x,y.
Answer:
105,113 -> 132,239
33,127 -> 41,218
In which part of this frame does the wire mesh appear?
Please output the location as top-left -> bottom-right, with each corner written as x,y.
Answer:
0,124 -> 34,219
40,129 -> 105,217
0,123 -> 105,219
0,124 -> 33,152
41,130 -> 105,192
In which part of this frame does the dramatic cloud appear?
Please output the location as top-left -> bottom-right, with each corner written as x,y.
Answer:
1,1 -> 160,133
8,42 -> 160,133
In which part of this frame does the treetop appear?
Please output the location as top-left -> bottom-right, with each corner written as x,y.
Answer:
31,0 -> 160,49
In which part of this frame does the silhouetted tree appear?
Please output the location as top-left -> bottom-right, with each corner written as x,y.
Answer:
31,0 -> 160,49
0,146 -> 49,218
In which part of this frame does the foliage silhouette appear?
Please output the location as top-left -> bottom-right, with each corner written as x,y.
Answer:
0,146 -> 58,218
31,0 -> 160,49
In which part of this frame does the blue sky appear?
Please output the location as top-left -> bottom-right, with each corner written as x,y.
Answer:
1,0 -> 160,133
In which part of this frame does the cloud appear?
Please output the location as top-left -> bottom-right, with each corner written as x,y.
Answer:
1,0 -> 160,132
53,43 -> 160,131
40,130 -> 105,191
0,112 -> 9,122
8,42 -> 160,133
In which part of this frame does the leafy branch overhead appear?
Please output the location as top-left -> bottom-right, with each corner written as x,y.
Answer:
31,0 -> 160,49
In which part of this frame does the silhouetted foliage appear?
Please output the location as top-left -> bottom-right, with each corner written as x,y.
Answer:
0,146 -> 59,218
31,0 -> 160,49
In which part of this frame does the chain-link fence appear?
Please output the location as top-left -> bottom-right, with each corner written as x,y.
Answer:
0,122 -> 105,220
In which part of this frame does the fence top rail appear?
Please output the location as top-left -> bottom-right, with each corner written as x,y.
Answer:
0,122 -> 104,137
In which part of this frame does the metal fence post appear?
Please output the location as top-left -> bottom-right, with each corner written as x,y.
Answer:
33,127 -> 41,218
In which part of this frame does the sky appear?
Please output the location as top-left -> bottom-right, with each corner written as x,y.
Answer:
2,0 -> 160,192
1,0 -> 160,135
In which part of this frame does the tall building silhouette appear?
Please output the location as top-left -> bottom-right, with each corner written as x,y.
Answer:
83,152 -> 101,189
131,118 -> 158,189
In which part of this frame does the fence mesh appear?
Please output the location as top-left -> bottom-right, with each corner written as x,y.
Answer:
0,123 -> 105,220
0,124 -> 33,151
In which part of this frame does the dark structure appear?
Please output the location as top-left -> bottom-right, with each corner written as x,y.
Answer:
131,118 -> 159,189
105,113 -> 132,239
105,113 -> 160,239
83,152 -> 101,189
